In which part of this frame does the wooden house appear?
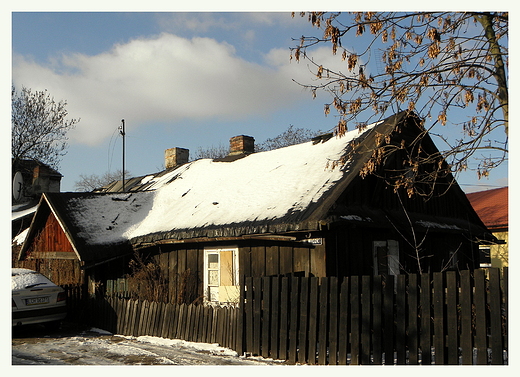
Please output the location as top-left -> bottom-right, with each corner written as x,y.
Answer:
467,187 -> 508,268
17,111 -> 493,304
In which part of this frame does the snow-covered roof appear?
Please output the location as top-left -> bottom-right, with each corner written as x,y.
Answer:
27,119 -> 382,257
12,203 -> 38,221
46,123 -> 376,250
12,228 -> 29,246
124,124 -> 376,241
64,192 -> 154,246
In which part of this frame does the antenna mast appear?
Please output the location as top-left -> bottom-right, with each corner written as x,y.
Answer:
120,119 -> 126,192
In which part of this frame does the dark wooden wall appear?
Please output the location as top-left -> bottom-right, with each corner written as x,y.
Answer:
133,239 -> 328,304
341,171 -> 477,222
326,224 -> 479,277
239,240 -> 326,278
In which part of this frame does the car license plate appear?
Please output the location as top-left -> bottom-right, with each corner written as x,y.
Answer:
25,296 -> 50,305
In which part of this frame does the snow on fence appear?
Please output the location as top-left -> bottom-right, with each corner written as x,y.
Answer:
65,268 -> 507,365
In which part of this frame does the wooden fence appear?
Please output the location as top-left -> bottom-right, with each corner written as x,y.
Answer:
66,268 -> 507,365
81,295 -> 240,351
243,268 -> 508,365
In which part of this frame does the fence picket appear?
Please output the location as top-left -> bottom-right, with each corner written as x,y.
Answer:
433,272 -> 445,365
503,268 -> 508,357
288,277 -> 300,364
383,276 -> 394,365
361,275 -> 371,365
407,274 -> 418,364
270,277 -> 280,360
245,277 -> 254,353
297,277 -> 309,364
488,268 -> 503,364
459,270 -> 472,365
328,277 -> 339,365
337,277 -> 349,365
252,277 -> 262,356
372,275 -> 383,365
307,277 -> 319,365
446,271 -> 458,365
396,274 -> 406,365
474,269 -> 487,364
261,277 -> 271,358
420,273 -> 432,365
350,275 -> 360,365
318,277 -> 329,365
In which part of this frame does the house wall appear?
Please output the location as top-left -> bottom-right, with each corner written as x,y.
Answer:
239,240 -> 326,278
340,173 -> 476,221
491,230 -> 508,268
325,224 -> 479,276
324,171 -> 482,275
16,258 -> 84,286
128,239 -> 327,304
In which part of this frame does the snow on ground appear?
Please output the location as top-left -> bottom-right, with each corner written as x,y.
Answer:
12,326 -> 286,366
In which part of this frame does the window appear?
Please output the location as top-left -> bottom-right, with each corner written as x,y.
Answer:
203,247 -> 239,304
479,245 -> 492,268
373,240 -> 400,276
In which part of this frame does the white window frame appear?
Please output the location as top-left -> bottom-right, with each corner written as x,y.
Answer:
203,247 -> 239,304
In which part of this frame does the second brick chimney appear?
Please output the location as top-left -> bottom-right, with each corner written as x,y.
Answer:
165,147 -> 189,169
229,135 -> 255,156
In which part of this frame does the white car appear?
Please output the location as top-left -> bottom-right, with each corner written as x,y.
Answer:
12,268 -> 67,328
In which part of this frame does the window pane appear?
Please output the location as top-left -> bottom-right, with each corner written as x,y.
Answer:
220,250 -> 234,286
208,253 -> 219,269
208,286 -> 219,302
208,270 -> 219,286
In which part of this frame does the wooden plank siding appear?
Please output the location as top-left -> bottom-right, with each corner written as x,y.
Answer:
24,213 -> 76,256
17,258 -> 83,286
119,240 -> 326,305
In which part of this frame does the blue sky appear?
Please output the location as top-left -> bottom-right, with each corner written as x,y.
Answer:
9,5 -> 509,193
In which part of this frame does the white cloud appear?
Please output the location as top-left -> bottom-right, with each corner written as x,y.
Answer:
155,12 -> 297,34
12,33 -> 312,146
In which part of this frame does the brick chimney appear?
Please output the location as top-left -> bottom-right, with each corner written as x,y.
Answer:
165,147 -> 189,169
229,135 -> 255,156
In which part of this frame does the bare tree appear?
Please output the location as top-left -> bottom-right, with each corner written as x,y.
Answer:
12,86 -> 79,170
256,125 -> 323,152
291,12 -> 508,197
74,170 -> 131,192
191,143 -> 229,160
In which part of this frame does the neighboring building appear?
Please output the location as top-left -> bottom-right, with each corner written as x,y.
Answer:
17,112 -> 493,303
467,187 -> 508,268
12,159 -> 62,239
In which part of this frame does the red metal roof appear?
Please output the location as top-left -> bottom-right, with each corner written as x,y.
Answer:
466,187 -> 508,230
